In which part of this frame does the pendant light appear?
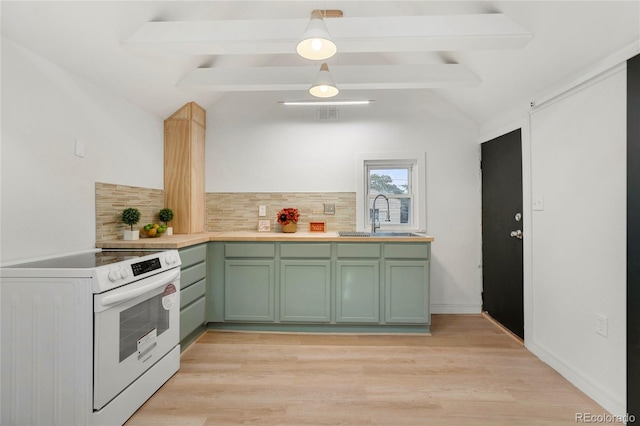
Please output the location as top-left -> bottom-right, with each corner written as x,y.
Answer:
296,10 -> 337,61
309,63 -> 339,98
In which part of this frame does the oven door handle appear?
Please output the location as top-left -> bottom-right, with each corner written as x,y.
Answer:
100,269 -> 180,307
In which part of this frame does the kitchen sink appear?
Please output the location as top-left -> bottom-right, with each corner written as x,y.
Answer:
338,231 -> 425,237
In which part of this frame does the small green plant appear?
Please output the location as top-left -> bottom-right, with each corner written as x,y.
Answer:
121,207 -> 141,231
159,208 -> 174,226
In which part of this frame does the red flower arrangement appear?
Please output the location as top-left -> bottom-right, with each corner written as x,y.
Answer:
277,208 -> 300,226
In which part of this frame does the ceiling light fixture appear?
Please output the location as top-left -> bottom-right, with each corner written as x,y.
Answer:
296,10 -> 337,61
309,63 -> 339,98
279,100 -> 374,106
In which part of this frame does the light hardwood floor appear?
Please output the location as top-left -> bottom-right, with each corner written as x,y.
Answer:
126,315 -> 609,425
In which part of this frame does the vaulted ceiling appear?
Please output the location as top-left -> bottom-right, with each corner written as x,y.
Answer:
1,1 -> 639,126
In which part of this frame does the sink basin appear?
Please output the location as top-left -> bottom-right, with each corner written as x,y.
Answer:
338,231 -> 424,237
371,232 -> 424,237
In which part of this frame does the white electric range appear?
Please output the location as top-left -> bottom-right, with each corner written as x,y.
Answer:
1,249 -> 182,426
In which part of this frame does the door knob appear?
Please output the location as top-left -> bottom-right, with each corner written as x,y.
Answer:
510,229 -> 523,240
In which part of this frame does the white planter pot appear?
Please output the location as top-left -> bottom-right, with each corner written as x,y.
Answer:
123,229 -> 140,241
166,227 -> 173,236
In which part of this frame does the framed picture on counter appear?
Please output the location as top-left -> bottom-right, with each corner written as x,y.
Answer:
257,219 -> 271,232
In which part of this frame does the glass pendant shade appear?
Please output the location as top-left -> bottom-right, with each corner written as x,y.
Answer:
309,63 -> 339,98
296,11 -> 337,61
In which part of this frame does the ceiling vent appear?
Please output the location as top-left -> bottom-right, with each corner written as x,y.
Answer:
317,106 -> 339,121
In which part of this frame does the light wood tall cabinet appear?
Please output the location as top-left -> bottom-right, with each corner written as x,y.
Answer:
164,102 -> 206,234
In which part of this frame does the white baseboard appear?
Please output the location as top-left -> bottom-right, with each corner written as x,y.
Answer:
431,304 -> 482,314
526,340 -> 626,418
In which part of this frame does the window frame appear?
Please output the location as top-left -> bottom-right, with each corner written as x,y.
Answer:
356,152 -> 426,232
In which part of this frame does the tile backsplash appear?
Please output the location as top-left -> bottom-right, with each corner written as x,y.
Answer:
95,182 -> 164,241
96,184 -> 357,239
206,192 -> 356,232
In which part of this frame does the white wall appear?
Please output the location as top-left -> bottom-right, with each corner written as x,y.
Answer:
0,38 -> 164,264
206,90 -> 483,313
527,67 -> 627,415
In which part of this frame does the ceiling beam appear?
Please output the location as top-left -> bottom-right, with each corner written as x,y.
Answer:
123,14 -> 532,56
177,64 -> 480,91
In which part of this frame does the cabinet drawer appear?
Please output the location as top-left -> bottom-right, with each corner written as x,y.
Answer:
280,243 -> 331,258
181,262 -> 206,289
225,243 -> 275,258
180,297 -> 205,340
383,243 -> 430,259
181,278 -> 205,308
179,244 -> 207,269
337,243 -> 380,258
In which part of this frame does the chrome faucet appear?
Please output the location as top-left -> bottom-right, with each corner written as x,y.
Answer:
371,194 -> 391,233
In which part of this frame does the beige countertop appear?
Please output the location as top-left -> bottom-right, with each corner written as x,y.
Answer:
96,231 -> 435,249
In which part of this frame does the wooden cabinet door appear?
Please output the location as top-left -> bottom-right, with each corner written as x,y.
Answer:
336,260 -> 380,323
224,260 -> 275,321
280,260 -> 331,322
384,260 -> 429,324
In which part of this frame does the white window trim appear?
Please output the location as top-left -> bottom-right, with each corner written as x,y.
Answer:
355,152 -> 426,232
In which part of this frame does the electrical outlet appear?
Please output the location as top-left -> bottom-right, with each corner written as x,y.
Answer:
596,313 -> 608,337
324,203 -> 336,215
258,205 -> 266,217
532,195 -> 544,211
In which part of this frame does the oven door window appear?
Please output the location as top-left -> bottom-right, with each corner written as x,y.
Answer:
119,293 -> 169,362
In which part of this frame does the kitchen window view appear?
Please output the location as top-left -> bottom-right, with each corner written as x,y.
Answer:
366,162 -> 414,229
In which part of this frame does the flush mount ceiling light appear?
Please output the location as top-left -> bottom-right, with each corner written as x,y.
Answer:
278,100 -> 374,106
296,10 -> 337,61
309,63 -> 339,98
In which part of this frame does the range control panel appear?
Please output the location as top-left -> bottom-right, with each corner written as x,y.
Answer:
131,258 -> 162,277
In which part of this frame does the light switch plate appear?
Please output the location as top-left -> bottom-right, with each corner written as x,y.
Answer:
324,203 -> 335,215
74,139 -> 85,158
258,205 -> 266,217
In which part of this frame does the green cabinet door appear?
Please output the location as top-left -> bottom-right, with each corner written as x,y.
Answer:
336,261 -> 380,323
224,260 -> 275,321
280,260 -> 331,322
384,260 -> 430,324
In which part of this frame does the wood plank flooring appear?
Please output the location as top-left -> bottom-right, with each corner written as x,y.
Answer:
126,315 -> 609,425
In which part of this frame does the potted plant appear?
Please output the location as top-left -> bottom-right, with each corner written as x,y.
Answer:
121,207 -> 141,240
277,207 -> 300,233
159,208 -> 174,236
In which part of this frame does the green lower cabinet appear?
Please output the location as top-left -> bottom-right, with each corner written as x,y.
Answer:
209,241 -> 431,332
180,297 -> 206,340
280,260 -> 331,322
179,244 -> 208,348
335,261 -> 380,323
384,260 -> 430,324
224,260 -> 275,321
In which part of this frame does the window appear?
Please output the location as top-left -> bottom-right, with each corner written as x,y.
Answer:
356,153 -> 426,232
367,164 -> 412,226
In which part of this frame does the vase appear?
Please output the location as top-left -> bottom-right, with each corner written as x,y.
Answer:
281,222 -> 298,233
123,229 -> 140,241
